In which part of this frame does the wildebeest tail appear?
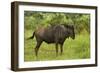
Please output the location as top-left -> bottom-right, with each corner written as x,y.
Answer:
27,32 -> 35,40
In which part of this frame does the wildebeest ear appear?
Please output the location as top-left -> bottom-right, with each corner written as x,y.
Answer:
61,24 -> 74,29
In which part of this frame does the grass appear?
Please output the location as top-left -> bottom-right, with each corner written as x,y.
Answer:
24,30 -> 90,61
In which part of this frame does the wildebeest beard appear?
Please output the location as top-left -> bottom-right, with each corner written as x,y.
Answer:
28,24 -> 75,57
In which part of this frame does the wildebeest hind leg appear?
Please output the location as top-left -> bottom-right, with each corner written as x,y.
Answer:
34,41 -> 42,57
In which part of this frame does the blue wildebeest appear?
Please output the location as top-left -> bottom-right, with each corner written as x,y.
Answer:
28,24 -> 75,57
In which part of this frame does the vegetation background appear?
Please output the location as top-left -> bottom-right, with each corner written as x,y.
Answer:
24,11 -> 90,61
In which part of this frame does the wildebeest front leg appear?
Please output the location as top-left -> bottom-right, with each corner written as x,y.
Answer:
55,43 -> 58,56
60,44 -> 63,55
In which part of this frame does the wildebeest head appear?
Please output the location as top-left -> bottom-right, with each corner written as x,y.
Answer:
63,24 -> 75,39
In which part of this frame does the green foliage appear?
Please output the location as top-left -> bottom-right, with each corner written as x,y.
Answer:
24,11 -> 90,34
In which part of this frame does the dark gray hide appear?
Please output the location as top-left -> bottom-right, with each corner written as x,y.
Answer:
28,24 -> 75,57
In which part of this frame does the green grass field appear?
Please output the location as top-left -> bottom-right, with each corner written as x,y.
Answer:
24,30 -> 90,61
